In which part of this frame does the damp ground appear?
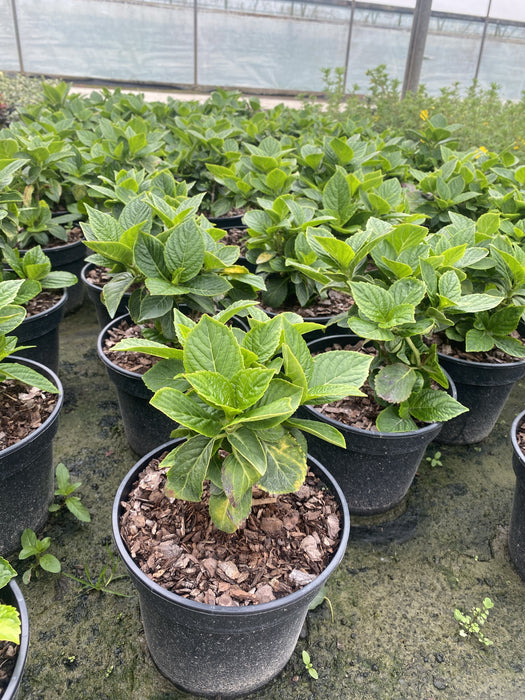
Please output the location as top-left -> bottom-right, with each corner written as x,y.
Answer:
10,300 -> 525,699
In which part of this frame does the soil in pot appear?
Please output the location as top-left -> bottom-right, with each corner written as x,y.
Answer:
113,443 -> 349,697
433,334 -> 525,445
299,335 -> 449,540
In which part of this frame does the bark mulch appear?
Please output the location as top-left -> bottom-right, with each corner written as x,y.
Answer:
0,639 -> 17,698
102,320 -> 157,375
0,382 -> 58,450
261,289 -> 353,318
24,291 -> 62,318
42,225 -> 83,248
120,458 -> 342,607
432,332 -> 525,364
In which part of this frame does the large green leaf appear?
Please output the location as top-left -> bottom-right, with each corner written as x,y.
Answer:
222,452 -> 261,506
310,350 -> 371,396
408,389 -> 468,423
0,305 -> 26,335
162,435 -> 215,501
142,359 -> 188,392
454,293 -> 503,313
376,405 -> 418,433
258,433 -> 307,494
228,427 -> 267,476
134,231 -> 169,279
150,387 -> 223,436
228,378 -> 302,428
100,272 -> 134,319
185,370 -> 235,411
184,315 -> 243,378
111,338 -> 183,359
242,317 -> 282,362
164,220 -> 205,282
350,281 -> 392,324
0,557 -> 16,588
232,367 -> 276,409
0,605 -> 21,644
286,417 -> 346,447
81,241 -> 134,267
0,362 -> 59,393
374,363 -> 416,404
209,489 -> 251,533
181,273 -> 232,297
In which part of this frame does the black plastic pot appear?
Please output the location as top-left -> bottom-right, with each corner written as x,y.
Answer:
208,213 -> 244,229
0,357 -> 63,556
509,410 -> 525,581
436,351 -> 525,445
112,440 -> 350,697
2,579 -> 30,700
13,290 -> 67,374
42,237 -> 86,313
300,335 -> 452,518
81,263 -> 130,330
97,314 -> 176,456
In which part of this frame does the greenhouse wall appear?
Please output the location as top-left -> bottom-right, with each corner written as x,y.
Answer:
1,0 -> 524,98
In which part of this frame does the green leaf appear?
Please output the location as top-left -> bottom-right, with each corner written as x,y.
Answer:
0,605 -> 20,644
465,328 -> 495,351
209,490 -> 251,533
39,554 -> 61,573
0,557 -> 17,589
310,351 -> 371,397
375,364 -> 417,404
232,367 -> 276,409
486,305 -> 523,336
438,270 -> 462,303
151,388 -> 222,437
111,338 -> 183,359
282,344 -> 308,399
258,433 -> 307,494
184,315 -> 243,378
228,427 -> 267,476
323,169 -> 353,223
100,272 -> 134,318
0,305 -> 26,335
185,371 -> 235,411
162,435 -> 215,501
286,417 -> 345,447
1,363 -> 59,393
84,241 -> 134,268
134,231 -> 169,279
408,388 -> 468,423
228,379 -> 302,428
350,281 -> 392,323
222,453 -> 260,506
142,359 -> 187,392
164,220 -> 205,282
376,405 -> 418,433
242,317 -> 282,362
65,497 -> 91,523
348,317 -> 395,341
494,336 -> 525,358
454,293 -> 503,313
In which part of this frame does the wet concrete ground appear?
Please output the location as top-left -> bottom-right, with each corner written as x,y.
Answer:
10,299 -> 525,699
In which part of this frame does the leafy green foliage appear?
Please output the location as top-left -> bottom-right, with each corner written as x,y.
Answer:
113,307 -> 371,532
18,528 -> 61,585
454,597 -> 494,647
302,650 -> 318,680
0,557 -> 20,644
49,463 -> 91,522
63,547 -> 130,597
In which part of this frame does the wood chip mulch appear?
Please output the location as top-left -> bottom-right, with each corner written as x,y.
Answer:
24,291 -> 62,318
120,458 -> 342,606
0,381 -> 58,450
517,426 -> 525,457
103,320 -> 158,375
432,332 -> 525,364
85,266 -> 113,288
261,289 -> 353,318
42,225 -> 83,248
220,227 -> 247,255
0,638 -> 18,698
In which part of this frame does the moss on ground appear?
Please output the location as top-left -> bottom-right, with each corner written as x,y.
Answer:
11,300 -> 525,699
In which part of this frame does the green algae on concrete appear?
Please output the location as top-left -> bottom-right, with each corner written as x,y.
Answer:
10,301 -> 525,699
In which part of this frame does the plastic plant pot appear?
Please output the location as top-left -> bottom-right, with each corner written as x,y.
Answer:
97,314 -> 176,456
81,262 -> 130,330
436,352 -> 525,445
12,291 -> 67,374
300,334 -> 457,518
41,238 -> 86,314
509,409 -> 525,581
2,579 -> 30,700
112,440 -> 350,698
0,357 -> 63,556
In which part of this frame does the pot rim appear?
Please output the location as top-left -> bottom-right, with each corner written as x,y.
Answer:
112,439 -> 350,617
305,333 -> 456,438
0,356 -> 64,459
97,313 -> 143,381
4,579 -> 30,698
437,349 -> 525,370
80,262 -> 103,293
20,236 -> 85,255
511,409 -> 525,461
21,289 -> 68,323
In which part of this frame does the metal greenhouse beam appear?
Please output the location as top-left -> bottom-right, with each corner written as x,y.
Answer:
402,0 -> 433,97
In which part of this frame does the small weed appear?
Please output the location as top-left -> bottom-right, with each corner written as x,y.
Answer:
49,462 -> 91,522
426,450 -> 443,468
18,528 -> 61,584
454,597 -> 494,646
64,547 -> 131,597
302,650 -> 318,679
